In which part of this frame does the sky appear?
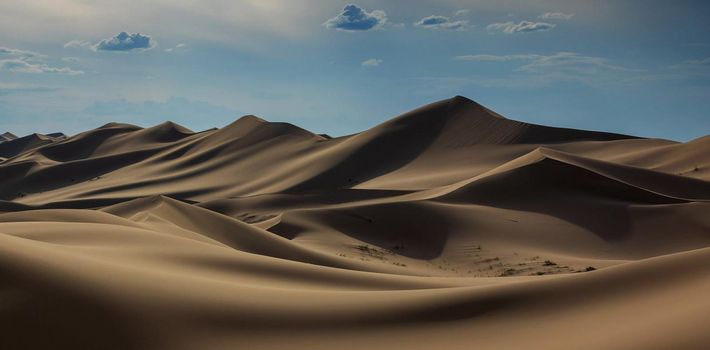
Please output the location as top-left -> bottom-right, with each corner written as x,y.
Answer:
0,0 -> 709,141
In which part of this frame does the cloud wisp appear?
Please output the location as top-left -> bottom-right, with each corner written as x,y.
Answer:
540,12 -> 575,20
455,54 -> 539,62
454,52 -> 642,86
669,57 -> 710,78
361,58 -> 382,67
323,4 -> 387,32
414,15 -> 469,30
673,57 -> 710,67
515,52 -> 640,74
165,43 -> 187,52
0,85 -> 59,96
459,54 -> 710,85
0,47 -> 46,60
487,21 -> 556,34
0,46 -> 82,75
0,59 -> 82,75
64,40 -> 93,49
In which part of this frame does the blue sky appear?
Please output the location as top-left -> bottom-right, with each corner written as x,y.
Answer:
0,0 -> 709,141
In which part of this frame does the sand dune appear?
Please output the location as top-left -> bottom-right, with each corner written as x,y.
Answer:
0,133 -> 61,159
0,96 -> 708,349
0,131 -> 17,142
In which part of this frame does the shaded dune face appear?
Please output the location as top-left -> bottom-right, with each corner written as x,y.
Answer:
0,95 -> 709,349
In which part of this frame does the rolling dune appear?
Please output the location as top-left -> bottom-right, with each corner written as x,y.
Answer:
1,96 -> 708,349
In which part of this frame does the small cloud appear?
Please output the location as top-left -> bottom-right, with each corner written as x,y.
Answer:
454,54 -> 540,62
487,20 -> 555,34
95,32 -> 155,52
62,57 -> 80,62
164,43 -> 187,52
540,12 -> 575,20
64,40 -> 93,49
0,85 -> 59,96
0,47 -> 46,60
454,9 -> 470,17
415,15 -> 469,30
0,59 -> 83,75
361,58 -> 382,67
323,4 -> 387,31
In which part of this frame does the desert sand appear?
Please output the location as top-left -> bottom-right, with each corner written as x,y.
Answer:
0,96 -> 708,349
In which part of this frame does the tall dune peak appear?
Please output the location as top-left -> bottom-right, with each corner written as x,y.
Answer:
153,120 -> 194,133
98,122 -> 143,130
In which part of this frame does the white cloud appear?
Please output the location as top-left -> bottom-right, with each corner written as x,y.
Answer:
164,43 -> 187,52
415,15 -> 469,30
0,46 -> 46,59
0,59 -> 83,75
487,20 -> 555,34
323,4 -> 387,31
64,40 -> 93,49
95,32 -> 155,51
0,46 -> 83,75
66,32 -> 156,52
454,9 -> 470,17
540,12 -> 575,20
361,58 -> 382,67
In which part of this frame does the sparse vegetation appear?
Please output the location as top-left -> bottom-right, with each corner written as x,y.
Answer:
543,260 -> 557,266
